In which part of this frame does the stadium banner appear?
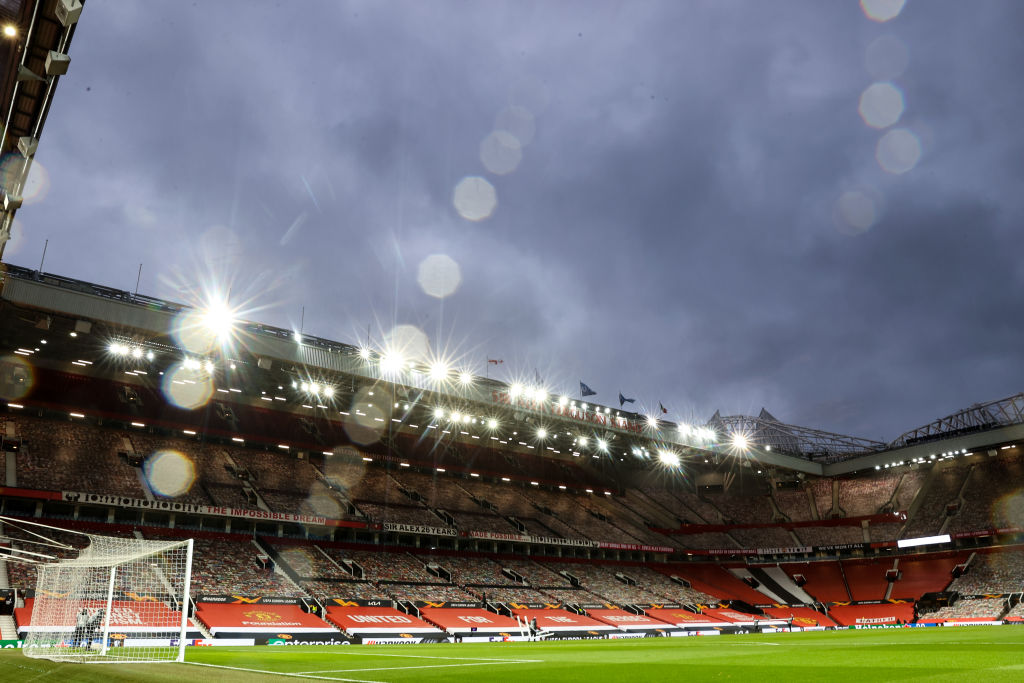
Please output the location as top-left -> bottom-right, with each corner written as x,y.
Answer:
197,596 -> 304,605
0,639 -> 23,648
598,541 -> 675,553
382,522 -> 458,537
413,601 -> 481,609
356,635 -> 451,644
0,486 -> 62,501
638,603 -> 682,610
468,530 -> 598,548
490,390 -> 643,434
507,603 -> 564,610
328,599 -> 395,607
959,594 -> 1007,600
59,491 -> 367,528
265,636 -> 354,645
755,546 -> 813,555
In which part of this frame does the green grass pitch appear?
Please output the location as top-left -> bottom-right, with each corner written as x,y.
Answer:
3,627 -> 1024,682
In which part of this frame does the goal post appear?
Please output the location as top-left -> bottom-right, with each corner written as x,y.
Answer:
2,518 -> 194,664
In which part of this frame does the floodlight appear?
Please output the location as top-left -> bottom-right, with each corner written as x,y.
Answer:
323,386 -> 334,398
558,395 -> 568,406
300,382 -> 309,392
578,436 -> 588,447
509,384 -> 522,398
451,411 -> 462,422
459,371 -> 473,385
659,450 -> 679,467
429,362 -> 449,380
597,439 -> 608,451
487,418 -> 498,429
646,415 -> 658,427
358,347 -> 371,359
537,428 -> 548,439
732,434 -> 749,450
434,407 -> 445,419
535,389 -> 547,402
200,299 -> 236,343
131,347 -> 142,359
2,25 -> 16,38
379,352 -> 405,374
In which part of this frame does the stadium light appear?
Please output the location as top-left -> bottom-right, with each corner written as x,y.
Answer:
597,438 -> 608,451
536,428 -> 548,439
509,384 -> 523,398
731,434 -> 749,450
434,407 -> 445,419
450,411 -> 462,422
358,347 -> 371,360
658,450 -> 679,467
459,371 -> 473,386
3,25 -> 16,38
487,418 -> 498,429
108,342 -> 128,355
200,299 -> 236,344
558,395 -> 569,407
323,386 -> 334,398
379,352 -> 404,374
429,362 -> 449,381
535,389 -> 548,402
646,415 -> 658,428
578,436 -> 588,447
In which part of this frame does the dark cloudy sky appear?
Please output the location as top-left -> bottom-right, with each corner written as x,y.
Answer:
7,0 -> 1024,442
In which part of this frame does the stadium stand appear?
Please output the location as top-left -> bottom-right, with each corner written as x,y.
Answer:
948,548 -> 1024,594
773,487 -> 815,522
841,558 -> 892,601
780,560 -> 850,602
903,463 -> 971,538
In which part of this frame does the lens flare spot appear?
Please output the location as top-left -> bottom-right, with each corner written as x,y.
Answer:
858,82 -> 904,129
453,176 -> 497,222
834,190 -> 879,235
343,387 -> 389,445
417,254 -> 462,299
876,127 -> 922,174
995,490 -> 1024,528
304,492 -> 342,519
171,310 -> 218,355
0,155 -> 50,205
865,35 -> 909,81
143,450 -> 196,497
161,362 -> 213,410
480,130 -> 523,175
495,105 -> 536,147
0,355 -> 33,401
385,324 -> 430,362
860,0 -> 906,23
0,218 -> 24,257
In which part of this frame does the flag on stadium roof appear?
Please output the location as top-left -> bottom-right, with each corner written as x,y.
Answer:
619,392 -> 636,407
580,381 -> 597,397
659,401 -> 668,414
487,358 -> 503,365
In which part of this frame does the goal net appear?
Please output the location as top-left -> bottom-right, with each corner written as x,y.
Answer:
3,518 -> 193,664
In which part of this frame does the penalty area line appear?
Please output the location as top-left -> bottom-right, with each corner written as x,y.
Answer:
186,660 -> 385,683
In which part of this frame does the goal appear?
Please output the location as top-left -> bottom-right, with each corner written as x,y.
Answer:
3,517 -> 193,664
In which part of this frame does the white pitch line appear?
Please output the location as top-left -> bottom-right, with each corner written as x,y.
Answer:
187,660 -> 385,683
299,661 -> 539,675
319,652 -> 543,662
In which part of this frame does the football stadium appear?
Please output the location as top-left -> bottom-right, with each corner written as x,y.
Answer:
1,0 -> 1024,681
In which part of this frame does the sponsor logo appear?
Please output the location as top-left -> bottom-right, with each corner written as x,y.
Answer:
243,610 -> 282,622
232,596 -> 263,604
0,640 -> 23,649
276,634 -> 293,640
268,638 -> 351,646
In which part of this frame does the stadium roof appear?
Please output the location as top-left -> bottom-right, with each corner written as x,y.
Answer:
0,0 -> 83,260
